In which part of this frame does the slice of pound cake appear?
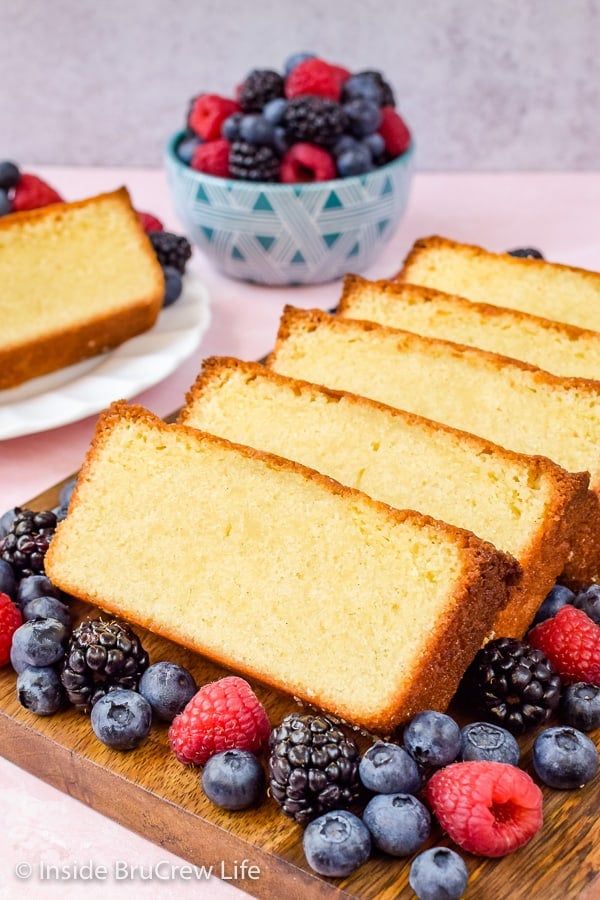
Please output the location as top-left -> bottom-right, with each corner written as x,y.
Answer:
45,401 -> 519,734
0,187 -> 165,389
267,308 -> 600,589
181,358 -> 589,638
338,274 -> 600,381
397,235 -> 600,332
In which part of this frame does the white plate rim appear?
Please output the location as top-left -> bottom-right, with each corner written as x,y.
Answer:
0,274 -> 211,441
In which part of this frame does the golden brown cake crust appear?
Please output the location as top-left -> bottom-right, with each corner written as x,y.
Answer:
0,188 -> 164,390
340,273 -> 600,343
397,234 -> 600,283
47,400 -> 520,733
271,305 -> 600,402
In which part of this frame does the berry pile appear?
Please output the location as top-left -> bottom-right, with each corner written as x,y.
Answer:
0,161 -> 63,216
177,52 -> 412,183
0,160 -> 191,308
1,506 -> 73,716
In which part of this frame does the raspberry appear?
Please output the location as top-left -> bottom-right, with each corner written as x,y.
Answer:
188,94 -> 241,141
191,139 -> 231,178
137,211 -> 164,232
378,106 -> 411,158
426,761 -> 543,858
285,58 -> 347,102
11,173 -> 63,212
528,605 -> 600,686
280,143 -> 336,183
168,675 -> 270,766
328,63 -> 352,87
0,592 -> 23,667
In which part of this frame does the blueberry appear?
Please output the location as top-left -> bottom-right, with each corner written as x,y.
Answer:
90,688 -> 152,750
22,596 -> 71,628
0,559 -> 17,600
17,666 -> 63,716
221,112 -> 243,142
262,97 -> 288,125
573,583 -> 600,625
10,642 -> 30,674
59,476 -> 78,509
363,793 -> 430,857
359,741 -> 421,794
409,847 -> 469,900
284,51 -> 316,75
403,710 -> 462,769
0,160 -> 20,190
52,503 -> 70,523
0,507 -> 16,538
460,722 -> 520,765
333,134 -> 362,158
531,583 -> 575,626
162,265 -> 183,307
532,726 -> 598,789
239,114 -> 276,147
139,660 -> 197,722
10,617 -> 69,667
343,98 -> 382,138
272,126 -> 289,155
17,574 -> 65,608
0,189 -> 11,217
362,132 -> 385,160
201,749 -> 265,810
342,73 -> 383,106
507,247 -> 544,259
302,809 -> 371,878
177,133 -> 202,165
336,144 -> 373,178
561,683 -> 600,732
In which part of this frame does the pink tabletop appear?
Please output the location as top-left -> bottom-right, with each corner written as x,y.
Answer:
1,167 -> 599,898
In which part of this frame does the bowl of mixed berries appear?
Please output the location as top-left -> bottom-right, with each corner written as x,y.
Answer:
164,52 -> 414,285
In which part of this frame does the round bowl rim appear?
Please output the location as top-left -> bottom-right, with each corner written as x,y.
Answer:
165,129 -> 415,193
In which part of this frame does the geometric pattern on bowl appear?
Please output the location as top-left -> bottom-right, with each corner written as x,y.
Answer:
165,131 -> 414,285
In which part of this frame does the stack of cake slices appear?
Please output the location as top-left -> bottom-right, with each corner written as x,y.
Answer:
47,236 -> 600,734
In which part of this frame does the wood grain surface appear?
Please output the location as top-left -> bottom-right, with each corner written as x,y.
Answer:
0,476 -> 598,899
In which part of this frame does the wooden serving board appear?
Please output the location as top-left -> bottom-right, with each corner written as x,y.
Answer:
0,476 -> 599,899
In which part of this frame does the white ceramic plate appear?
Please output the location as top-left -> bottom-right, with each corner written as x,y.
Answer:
0,274 -> 211,440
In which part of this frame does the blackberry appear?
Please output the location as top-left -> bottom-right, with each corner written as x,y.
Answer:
148,231 -> 192,274
461,637 -> 561,735
238,69 -> 285,112
61,618 -> 149,713
0,508 -> 57,577
508,247 -> 545,259
282,97 -> 347,149
268,712 -> 361,826
229,141 -> 280,182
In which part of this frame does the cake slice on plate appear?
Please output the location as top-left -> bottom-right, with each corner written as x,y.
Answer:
0,187 -> 164,389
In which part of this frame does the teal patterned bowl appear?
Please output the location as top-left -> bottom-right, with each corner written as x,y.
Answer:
165,131 -> 414,286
